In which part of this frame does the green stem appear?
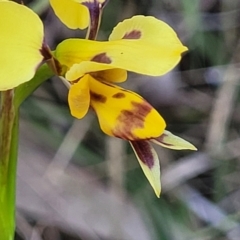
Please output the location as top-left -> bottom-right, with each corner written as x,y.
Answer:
0,90 -> 15,184
0,63 -> 53,240
0,90 -> 17,240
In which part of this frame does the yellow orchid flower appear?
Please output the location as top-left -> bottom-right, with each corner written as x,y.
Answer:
55,16 -> 195,197
56,15 -> 187,140
68,73 -> 196,197
0,1 -> 196,197
0,1 -> 46,90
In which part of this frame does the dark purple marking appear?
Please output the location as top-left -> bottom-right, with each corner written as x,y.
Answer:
90,91 -> 107,103
112,92 -> 126,99
112,101 -> 152,140
123,30 -> 142,39
131,141 -> 154,168
154,133 -> 173,147
91,53 -> 112,64
40,42 -> 62,74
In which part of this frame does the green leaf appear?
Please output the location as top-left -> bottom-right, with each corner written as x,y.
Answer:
14,63 -> 54,108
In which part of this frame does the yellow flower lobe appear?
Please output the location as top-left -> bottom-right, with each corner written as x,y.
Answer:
50,0 -> 89,29
0,1 -> 44,90
87,75 -> 166,140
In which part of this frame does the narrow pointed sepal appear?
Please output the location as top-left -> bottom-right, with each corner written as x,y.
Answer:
130,141 -> 161,197
151,130 -> 197,150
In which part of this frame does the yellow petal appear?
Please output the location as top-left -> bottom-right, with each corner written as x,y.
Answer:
130,141 -> 161,197
55,20 -> 186,77
92,68 -> 127,83
0,1 -> 44,90
66,61 -> 127,82
88,75 -> 166,140
50,0 -> 89,29
151,130 -> 197,150
109,15 -> 188,75
110,15 -> 183,43
68,74 -> 90,119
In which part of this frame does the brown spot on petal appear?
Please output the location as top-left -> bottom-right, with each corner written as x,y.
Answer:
131,101 -> 152,128
112,92 -> 126,99
131,141 -> 154,168
91,53 -> 112,64
90,91 -> 107,103
123,30 -> 142,39
113,101 -> 152,140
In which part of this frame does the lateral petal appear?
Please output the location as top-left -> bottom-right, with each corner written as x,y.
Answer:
68,74 -> 90,119
110,15 -> 183,43
151,130 -> 197,150
55,25 -> 186,77
0,1 -> 44,90
130,140 -> 161,197
88,75 -> 166,140
50,0 -> 89,29
54,15 -> 186,76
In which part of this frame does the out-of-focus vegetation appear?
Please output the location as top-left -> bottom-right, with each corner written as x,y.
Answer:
16,0 -> 240,239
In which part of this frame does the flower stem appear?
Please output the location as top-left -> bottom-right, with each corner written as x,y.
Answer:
85,1 -> 108,40
0,90 -> 15,184
0,64 -> 53,240
0,89 -> 17,240
86,5 -> 103,40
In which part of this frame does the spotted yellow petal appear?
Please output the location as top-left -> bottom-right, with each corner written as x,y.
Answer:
87,75 -> 166,140
151,130 -> 197,150
50,0 -> 89,29
110,15 -> 182,43
130,141 -> 161,197
66,61 -> 127,83
55,15 -> 187,76
109,15 -> 188,75
0,1 -> 44,90
68,74 -> 90,119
